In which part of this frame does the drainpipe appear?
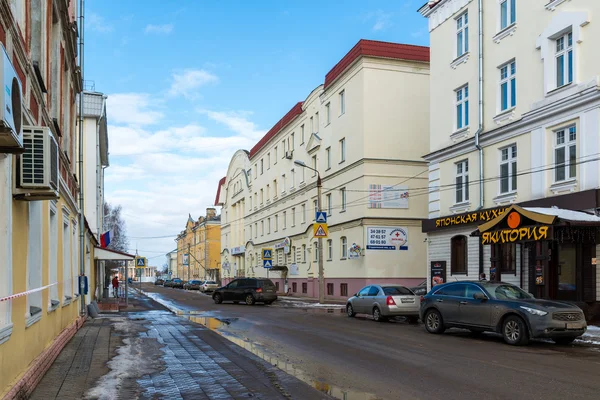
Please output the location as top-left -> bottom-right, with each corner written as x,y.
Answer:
476,0 -> 485,275
78,0 -> 86,316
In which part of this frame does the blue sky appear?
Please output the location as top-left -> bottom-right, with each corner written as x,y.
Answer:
85,0 -> 430,266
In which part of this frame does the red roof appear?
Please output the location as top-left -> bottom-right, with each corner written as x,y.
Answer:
248,102 -> 304,160
214,176 -> 226,206
324,39 -> 430,89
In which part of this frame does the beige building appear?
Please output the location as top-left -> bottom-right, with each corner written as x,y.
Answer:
419,0 -> 600,312
216,39 -> 430,299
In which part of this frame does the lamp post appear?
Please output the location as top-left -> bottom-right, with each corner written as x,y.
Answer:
294,160 -> 324,304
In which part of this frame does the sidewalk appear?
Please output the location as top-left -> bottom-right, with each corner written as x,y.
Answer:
28,290 -> 329,400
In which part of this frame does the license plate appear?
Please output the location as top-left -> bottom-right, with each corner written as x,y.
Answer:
566,323 -> 583,330
401,298 -> 414,303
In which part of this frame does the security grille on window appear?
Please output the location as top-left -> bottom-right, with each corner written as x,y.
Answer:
456,85 -> 468,129
455,160 -> 469,203
500,0 -> 516,30
555,126 -> 576,182
500,145 -> 517,193
500,61 -> 516,111
556,32 -> 573,88
451,235 -> 468,274
456,13 -> 469,57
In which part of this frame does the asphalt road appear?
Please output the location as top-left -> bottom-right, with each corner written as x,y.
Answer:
139,284 -> 600,400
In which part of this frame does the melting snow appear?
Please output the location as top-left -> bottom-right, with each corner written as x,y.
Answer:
523,207 -> 600,222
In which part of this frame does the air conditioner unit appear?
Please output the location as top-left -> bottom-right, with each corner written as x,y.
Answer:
285,150 -> 293,159
14,126 -> 60,201
0,43 -> 23,153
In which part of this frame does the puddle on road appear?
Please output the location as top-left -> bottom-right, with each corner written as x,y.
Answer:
185,314 -> 381,400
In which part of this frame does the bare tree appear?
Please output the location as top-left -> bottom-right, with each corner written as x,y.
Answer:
103,202 -> 130,253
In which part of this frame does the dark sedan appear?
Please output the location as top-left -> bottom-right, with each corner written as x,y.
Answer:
184,280 -> 203,290
154,279 -> 164,286
171,278 -> 184,289
420,281 -> 587,346
163,279 -> 173,287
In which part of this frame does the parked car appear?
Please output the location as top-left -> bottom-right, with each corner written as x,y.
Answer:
184,280 -> 203,290
200,280 -> 219,293
154,279 -> 164,286
171,278 -> 184,289
163,279 -> 173,287
346,285 -> 420,322
420,281 -> 587,346
212,278 -> 277,305
409,280 -> 427,296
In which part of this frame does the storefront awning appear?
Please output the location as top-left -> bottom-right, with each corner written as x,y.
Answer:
94,247 -> 136,261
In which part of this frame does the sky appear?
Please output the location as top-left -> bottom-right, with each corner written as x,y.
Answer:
84,0 -> 430,268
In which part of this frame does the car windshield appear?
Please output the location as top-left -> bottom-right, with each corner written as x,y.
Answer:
382,286 -> 414,296
485,284 -> 532,300
207,281 -> 217,284
258,280 -> 276,288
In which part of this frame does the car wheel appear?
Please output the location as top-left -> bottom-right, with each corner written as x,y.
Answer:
245,294 -> 255,305
424,309 -> 445,334
213,294 -> 223,304
373,307 -> 386,322
553,336 -> 578,345
502,316 -> 529,346
346,304 -> 356,318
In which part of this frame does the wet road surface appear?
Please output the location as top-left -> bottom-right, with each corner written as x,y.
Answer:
141,284 -> 600,400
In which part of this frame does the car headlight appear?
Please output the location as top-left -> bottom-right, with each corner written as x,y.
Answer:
520,306 -> 548,316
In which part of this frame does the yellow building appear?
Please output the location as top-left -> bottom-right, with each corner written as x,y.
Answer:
176,209 -> 222,282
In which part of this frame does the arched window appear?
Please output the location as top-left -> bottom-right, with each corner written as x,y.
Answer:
451,235 -> 468,275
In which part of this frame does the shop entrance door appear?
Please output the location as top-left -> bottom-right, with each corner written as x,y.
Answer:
555,243 -> 577,301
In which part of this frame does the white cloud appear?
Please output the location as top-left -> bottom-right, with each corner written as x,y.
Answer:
106,93 -> 164,126
168,70 -> 219,99
366,10 -> 393,31
145,24 -> 174,34
199,109 -> 266,140
88,12 -> 113,33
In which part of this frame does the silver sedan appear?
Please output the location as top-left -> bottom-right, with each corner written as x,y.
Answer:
346,285 -> 421,322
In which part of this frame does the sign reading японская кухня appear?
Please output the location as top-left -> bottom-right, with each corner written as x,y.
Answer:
435,207 -> 508,228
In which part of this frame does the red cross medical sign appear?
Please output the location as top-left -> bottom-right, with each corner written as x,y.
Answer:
366,227 -> 408,250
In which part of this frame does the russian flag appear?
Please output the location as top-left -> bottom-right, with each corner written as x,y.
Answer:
100,229 -> 112,248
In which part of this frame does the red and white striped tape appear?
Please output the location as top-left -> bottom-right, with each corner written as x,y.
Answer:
0,281 -> 64,303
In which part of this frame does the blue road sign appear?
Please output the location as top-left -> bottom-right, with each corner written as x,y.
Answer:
263,260 -> 273,269
262,249 -> 273,259
316,211 -> 327,223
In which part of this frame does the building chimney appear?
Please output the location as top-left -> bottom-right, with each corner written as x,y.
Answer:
206,208 -> 216,219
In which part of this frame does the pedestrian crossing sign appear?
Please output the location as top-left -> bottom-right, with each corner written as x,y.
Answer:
262,248 -> 273,260
263,260 -> 273,269
313,223 -> 329,238
316,212 -> 327,223
136,257 -> 146,268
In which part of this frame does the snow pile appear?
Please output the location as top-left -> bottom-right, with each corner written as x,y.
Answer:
524,207 -> 600,222
277,299 -> 345,308
576,326 -> 600,346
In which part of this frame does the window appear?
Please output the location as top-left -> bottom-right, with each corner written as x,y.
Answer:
302,282 -> 307,293
266,184 -> 270,200
282,174 -> 286,193
249,224 -> 252,238
341,237 -> 347,258
292,282 -> 297,292
500,145 -> 517,193
261,220 -> 264,236
500,0 -> 516,30
63,218 -> 73,300
254,193 -> 258,207
282,139 -> 286,155
301,204 -> 306,223
326,147 -> 331,169
339,138 -> 346,163
260,159 -> 264,174
455,160 -> 469,204
291,169 -> 295,188
500,61 -> 516,111
302,245 -> 307,262
291,208 -> 296,226
325,103 -> 331,125
310,116 -> 314,134
274,146 -> 278,163
499,243 -> 518,273
327,240 -> 333,260
49,203 -> 59,307
301,124 -> 305,144
249,196 -> 253,210
273,179 -> 278,195
327,283 -> 334,296
292,246 -> 296,262
315,112 -> 319,133
291,133 -> 295,150
339,90 -> 345,115
314,242 -> 318,262
260,189 -> 264,204
275,282 -> 280,291
27,202 -> 43,323
340,188 -> 347,211
254,164 -> 257,179
312,155 -> 317,176
451,236 -> 468,274
254,223 -> 258,238
283,211 -> 287,229
555,125 -> 576,182
456,13 -> 469,57
456,85 -> 469,130
313,200 -> 318,215
556,32 -> 573,88
267,153 -> 271,169
340,283 -> 348,297
300,166 -> 305,183
326,194 -> 332,216
274,215 -> 278,232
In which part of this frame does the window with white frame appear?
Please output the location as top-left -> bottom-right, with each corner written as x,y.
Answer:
300,166 -> 305,183
0,159 -> 11,336
273,180 -> 277,196
267,153 -> 271,169
282,174 -> 286,193
283,211 -> 287,229
339,90 -> 345,115
340,188 -> 347,211
500,0 -> 516,30
326,194 -> 332,216
339,138 -> 346,163
500,61 -> 516,112
260,189 -> 264,204
315,112 -> 319,133
254,164 -> 257,179
301,204 -> 306,223
266,184 -> 270,200
312,155 -> 317,177
267,218 -> 271,234
310,116 -> 314,134
249,224 -> 252,239
302,244 -> 307,262
456,85 -> 469,130
556,32 -> 573,88
282,139 -> 286,156
260,159 -> 264,174
326,103 -> 331,125
327,240 -> 333,260
274,146 -> 278,163
341,237 -> 348,258
261,220 -> 264,236
313,200 -> 318,215
255,223 -> 258,238
500,145 -> 517,194
291,133 -> 295,150
456,160 -> 469,204
554,125 -> 576,182
63,217 -> 73,301
72,222 -> 79,297
291,207 -> 296,226
292,246 -> 297,263
301,124 -> 305,144
456,12 -> 469,57
326,147 -> 331,169
49,203 -> 59,307
249,196 -> 253,210
275,215 -> 278,232
27,202 -> 43,323
314,242 -> 318,262
291,169 -> 295,188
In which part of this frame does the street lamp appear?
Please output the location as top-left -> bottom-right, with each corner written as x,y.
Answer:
294,160 -> 325,304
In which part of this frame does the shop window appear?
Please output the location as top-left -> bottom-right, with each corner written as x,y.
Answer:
327,283 -> 334,296
340,283 -> 348,297
292,282 -> 297,293
500,243 -> 518,273
451,235 -> 468,274
302,282 -> 307,294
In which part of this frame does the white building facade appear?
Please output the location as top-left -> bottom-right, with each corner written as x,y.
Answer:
216,39 -> 431,299
419,0 -> 600,315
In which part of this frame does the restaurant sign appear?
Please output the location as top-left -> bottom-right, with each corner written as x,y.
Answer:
481,226 -> 550,245
231,246 -> 246,255
479,207 -> 555,245
435,207 -> 507,228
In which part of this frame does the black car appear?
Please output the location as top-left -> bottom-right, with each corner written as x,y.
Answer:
171,278 -> 184,289
409,280 -> 427,296
184,280 -> 203,290
154,279 -> 164,286
420,281 -> 587,346
212,278 -> 278,305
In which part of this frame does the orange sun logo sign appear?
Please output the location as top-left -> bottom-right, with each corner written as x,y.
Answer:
507,211 -> 521,229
